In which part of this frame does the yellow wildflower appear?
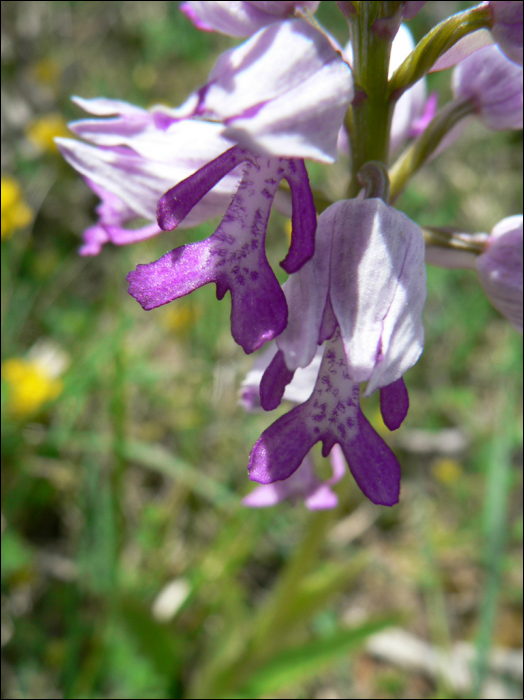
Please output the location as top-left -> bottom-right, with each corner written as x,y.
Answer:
1,177 -> 33,240
2,340 -> 69,418
2,359 -> 63,418
26,113 -> 69,153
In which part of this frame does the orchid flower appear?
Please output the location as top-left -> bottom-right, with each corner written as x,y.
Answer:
248,199 -> 426,506
426,216 -> 523,334
55,2 -> 522,513
56,98 -> 243,255
452,44 -> 523,131
127,19 -> 353,353
127,150 -> 316,354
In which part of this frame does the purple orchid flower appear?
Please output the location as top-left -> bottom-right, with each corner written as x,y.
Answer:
127,149 -> 316,354
275,199 -> 426,393
250,328 -> 409,507
248,198 -> 426,506
477,216 -> 523,334
126,19 -> 353,354
426,216 -> 523,334
452,44 -> 523,131
181,1 -> 320,37
56,98 -> 243,255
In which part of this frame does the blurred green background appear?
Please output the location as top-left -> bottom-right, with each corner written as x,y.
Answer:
1,2 -> 522,698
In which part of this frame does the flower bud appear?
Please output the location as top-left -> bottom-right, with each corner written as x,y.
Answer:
477,216 -> 523,333
452,45 -> 523,130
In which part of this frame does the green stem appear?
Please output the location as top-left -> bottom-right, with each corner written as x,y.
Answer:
422,227 -> 487,253
250,509 -> 336,657
471,384 -> 515,697
389,98 -> 475,202
388,3 -> 492,98
346,2 -> 400,195
197,509 -> 337,698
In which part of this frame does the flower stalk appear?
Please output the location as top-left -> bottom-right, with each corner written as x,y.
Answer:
388,97 -> 475,201
346,2 -> 400,194
388,2 -> 493,97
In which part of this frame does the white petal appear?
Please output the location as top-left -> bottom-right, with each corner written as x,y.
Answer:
203,19 -> 353,161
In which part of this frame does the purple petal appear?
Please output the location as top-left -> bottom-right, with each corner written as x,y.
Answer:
304,485 -> 339,510
56,126 -> 240,232
490,1 -> 523,66
380,377 -> 409,431
77,180 -> 163,255
476,215 -> 523,333
240,344 -> 322,411
341,410 -> 401,506
104,222 -> 162,246
180,2 -> 216,32
452,45 -> 523,130
78,225 -> 110,257
327,444 -> 347,485
127,240 -> 217,309
249,404 -> 316,483
318,296 -> 338,344
243,451 -> 333,510
249,330 -> 401,505
242,482 -> 293,507
280,159 -> 316,274
260,349 -> 296,411
157,146 -> 250,230
130,157 -> 292,353
409,91 -> 439,137
56,137 -> 167,222
228,260 -> 288,353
